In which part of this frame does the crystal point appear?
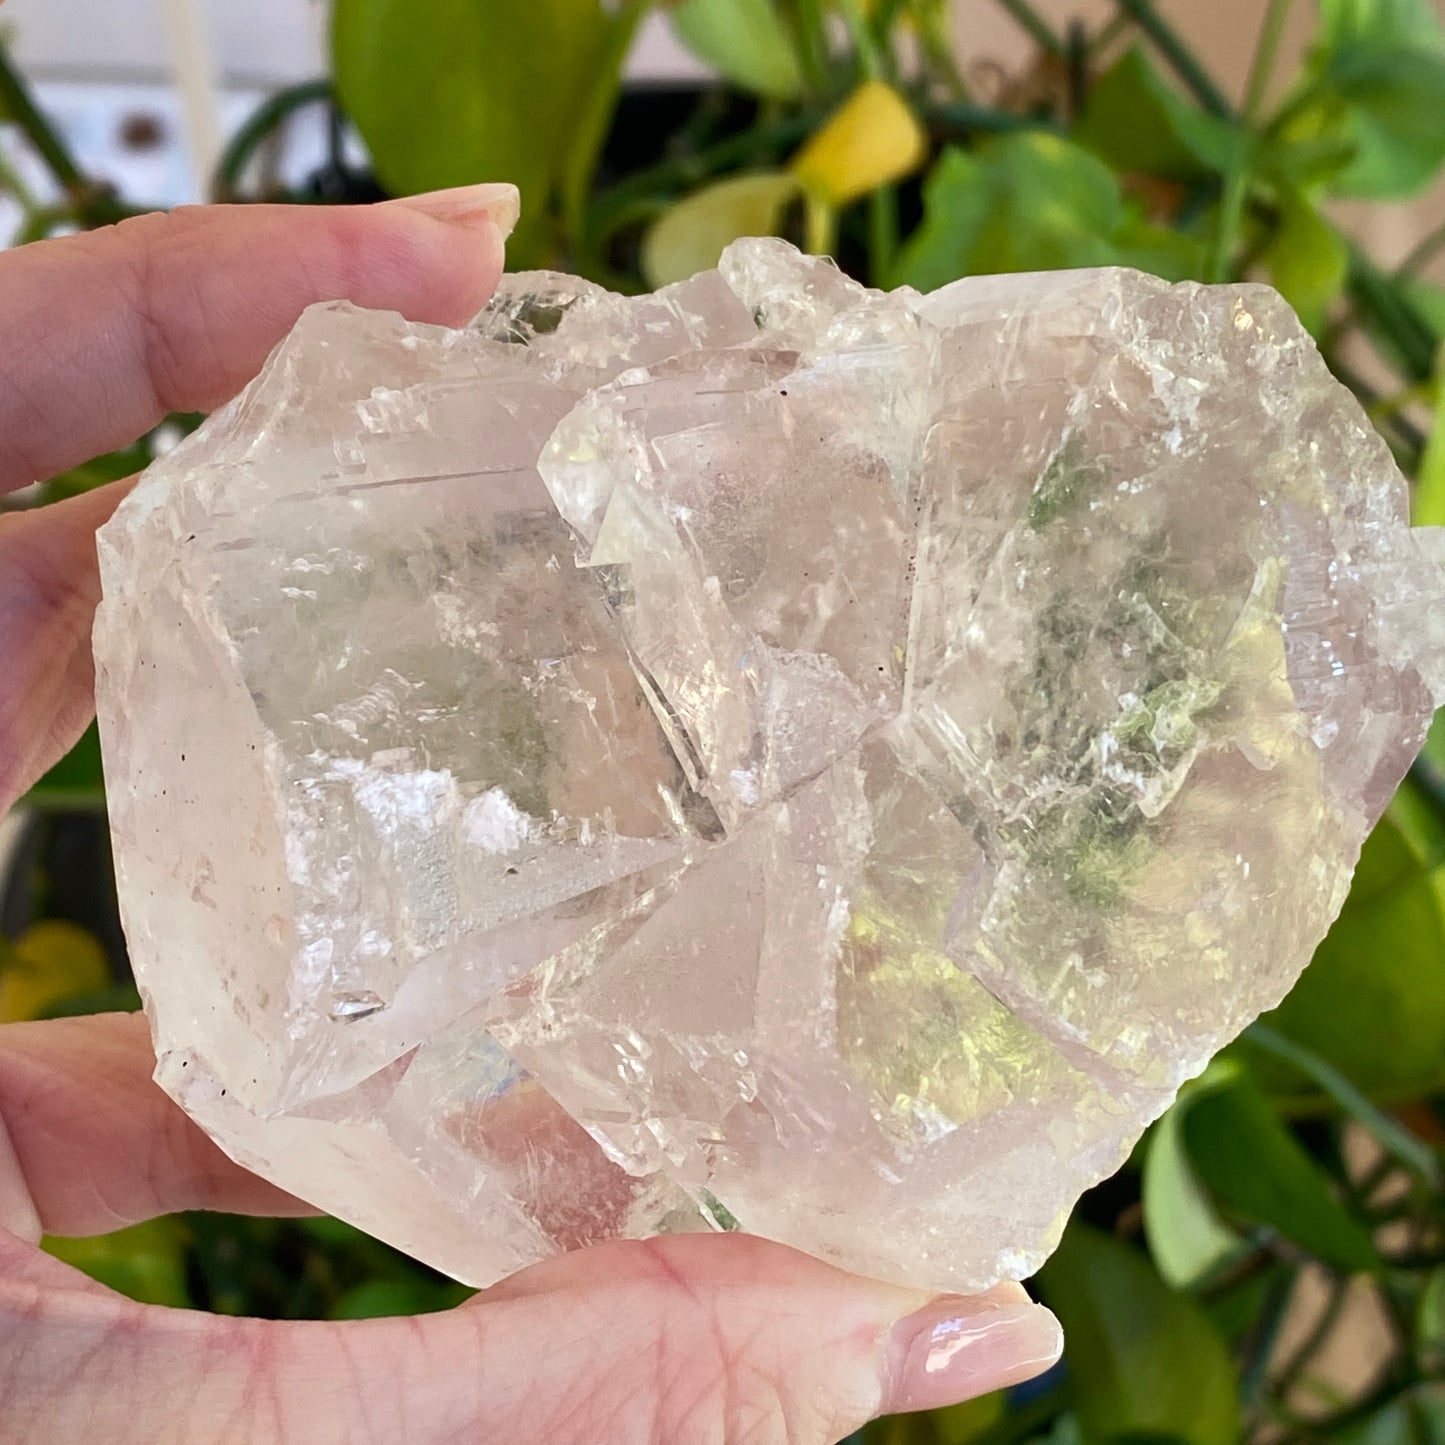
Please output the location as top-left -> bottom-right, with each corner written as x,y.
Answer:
94,244 -> 1445,1291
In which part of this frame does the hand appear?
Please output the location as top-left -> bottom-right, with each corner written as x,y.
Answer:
0,193 -> 1062,1444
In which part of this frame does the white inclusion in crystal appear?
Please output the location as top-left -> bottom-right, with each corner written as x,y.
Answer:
463,788 -> 535,854
728,768 -> 761,805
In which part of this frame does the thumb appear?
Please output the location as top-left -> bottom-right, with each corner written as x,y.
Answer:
3,1233 -> 1061,1444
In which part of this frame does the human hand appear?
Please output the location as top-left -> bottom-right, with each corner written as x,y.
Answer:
0,192 -> 1062,1443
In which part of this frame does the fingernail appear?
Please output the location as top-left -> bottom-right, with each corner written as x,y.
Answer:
388,182 -> 521,240
881,1296 -> 1063,1416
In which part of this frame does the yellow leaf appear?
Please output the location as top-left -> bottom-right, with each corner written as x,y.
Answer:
0,921 -> 110,1023
643,170 -> 801,287
790,79 -> 928,209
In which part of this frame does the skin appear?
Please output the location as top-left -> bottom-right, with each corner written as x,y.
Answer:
0,192 -> 1062,1444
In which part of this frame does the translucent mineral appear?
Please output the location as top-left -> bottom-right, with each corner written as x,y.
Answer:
93,241 -> 1445,1292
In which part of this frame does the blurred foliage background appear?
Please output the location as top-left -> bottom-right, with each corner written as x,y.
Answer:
5,0 -> 1445,1440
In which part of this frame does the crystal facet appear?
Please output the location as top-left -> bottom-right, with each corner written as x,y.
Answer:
94,241 -> 1445,1291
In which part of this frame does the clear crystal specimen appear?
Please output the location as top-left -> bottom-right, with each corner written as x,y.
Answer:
94,241 -> 1445,1292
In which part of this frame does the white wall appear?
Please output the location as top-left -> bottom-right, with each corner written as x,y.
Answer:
0,0 -> 703,85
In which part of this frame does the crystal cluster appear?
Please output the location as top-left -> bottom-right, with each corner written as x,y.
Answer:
94,241 -> 1445,1291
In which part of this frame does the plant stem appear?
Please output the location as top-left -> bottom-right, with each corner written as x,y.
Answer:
1243,0 -> 1293,122
1089,12 -> 1133,57
212,79 -> 332,199
563,0 -> 651,260
1399,221 -> 1445,279
923,101 -> 1063,136
1348,248 -> 1440,384
1240,1270 -> 1299,1408
911,1 -> 972,100
0,41 -> 85,193
788,0 -> 833,96
837,0 -> 885,78
0,146 -> 37,211
1112,0 -> 1233,117
995,0 -> 1067,58
804,192 -> 836,256
589,112 -> 818,223
1272,1273 -> 1349,1403
1207,0 -> 1290,282
867,185 -> 899,282
1245,1024 -> 1443,1187
1208,150 -> 1248,283
0,39 -> 141,227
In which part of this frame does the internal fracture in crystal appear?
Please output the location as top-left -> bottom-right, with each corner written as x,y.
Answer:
93,242 -> 1445,1291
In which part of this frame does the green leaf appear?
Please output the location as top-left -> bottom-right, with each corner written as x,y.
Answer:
1076,47 -> 1235,180
1326,47 -> 1445,197
670,0 -> 803,100
1303,0 -> 1445,198
1336,1386 -> 1445,1445
43,1219 -> 192,1308
1403,279 -> 1445,341
890,147 -> 995,292
1262,134 -> 1359,188
1253,781 -> 1445,1101
332,0 -> 612,263
21,719 -> 106,811
1036,1224 -> 1239,1445
1204,1260 -> 1293,1345
1143,1077 -> 1245,1290
1183,1071 -> 1380,1270
39,982 -> 143,1019
1113,212 -> 1210,282
328,1277 -> 473,1320
894,135 -> 1208,292
895,135 -> 1213,290
642,171 -> 800,287
930,1392 -> 1006,1444
1317,0 -> 1445,54
1264,187 -> 1349,336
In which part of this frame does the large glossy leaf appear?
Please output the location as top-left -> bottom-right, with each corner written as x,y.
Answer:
669,0 -> 802,100
1255,781 -> 1445,1100
642,171 -> 799,286
1142,1073 -> 1244,1290
1076,47 -> 1235,180
1183,1072 -> 1380,1270
332,0 -> 612,262
1036,1225 -> 1239,1445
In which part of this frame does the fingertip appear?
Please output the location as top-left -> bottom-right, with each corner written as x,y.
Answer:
880,1294 -> 1063,1418
339,192 -> 509,330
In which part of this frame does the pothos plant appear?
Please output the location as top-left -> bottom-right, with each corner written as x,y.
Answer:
3,1 -> 1445,1441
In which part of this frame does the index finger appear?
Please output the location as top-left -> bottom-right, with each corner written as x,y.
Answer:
0,184 -> 517,493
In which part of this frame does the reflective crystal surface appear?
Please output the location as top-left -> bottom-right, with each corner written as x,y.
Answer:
94,241 -> 1445,1291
